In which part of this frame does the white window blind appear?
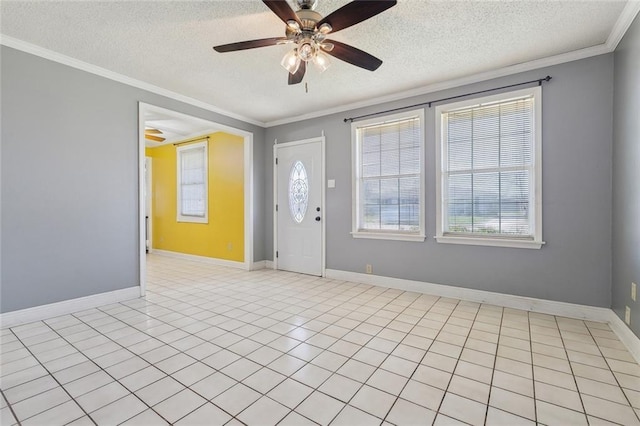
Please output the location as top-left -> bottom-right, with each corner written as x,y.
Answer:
353,110 -> 425,240
177,141 -> 208,223
437,87 -> 542,248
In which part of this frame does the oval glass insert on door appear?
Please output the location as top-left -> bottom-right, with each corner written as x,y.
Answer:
289,161 -> 309,223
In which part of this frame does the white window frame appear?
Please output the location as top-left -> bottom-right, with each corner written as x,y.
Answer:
351,109 -> 426,242
435,86 -> 544,249
176,141 -> 208,224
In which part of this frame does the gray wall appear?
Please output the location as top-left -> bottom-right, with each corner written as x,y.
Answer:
265,54 -> 614,307
612,15 -> 640,334
1,46 -> 265,313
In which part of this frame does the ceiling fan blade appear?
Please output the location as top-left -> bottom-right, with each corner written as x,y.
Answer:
323,40 -> 382,71
263,0 -> 301,26
288,60 -> 306,85
146,135 -> 166,142
317,0 -> 397,33
213,37 -> 287,53
145,128 -> 163,135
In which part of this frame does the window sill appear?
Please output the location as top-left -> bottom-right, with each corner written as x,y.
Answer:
352,232 -> 425,242
177,216 -> 208,224
435,235 -> 544,249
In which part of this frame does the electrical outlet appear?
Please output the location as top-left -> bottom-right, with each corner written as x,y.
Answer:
632,282 -> 637,302
625,306 -> 631,325
366,264 -> 372,274
227,242 -> 233,252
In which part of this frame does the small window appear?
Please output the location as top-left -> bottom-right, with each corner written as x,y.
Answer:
435,87 -> 543,249
289,161 -> 309,224
352,109 -> 425,241
177,141 -> 208,223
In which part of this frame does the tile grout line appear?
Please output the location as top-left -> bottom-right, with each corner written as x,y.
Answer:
115,266 -> 419,424
379,297 -> 461,426
583,322 -> 640,422
430,300 -> 482,425
6,327 -> 96,425
320,292 -> 445,424
482,305 -> 505,426
527,311 -> 539,425
268,286 -> 438,424
1,388 -> 22,426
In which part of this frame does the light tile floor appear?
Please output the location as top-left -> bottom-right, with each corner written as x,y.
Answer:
2,254 -> 640,425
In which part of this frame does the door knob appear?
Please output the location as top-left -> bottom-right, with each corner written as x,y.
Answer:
315,216 -> 321,221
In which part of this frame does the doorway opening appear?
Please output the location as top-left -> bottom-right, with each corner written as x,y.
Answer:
138,103 -> 254,296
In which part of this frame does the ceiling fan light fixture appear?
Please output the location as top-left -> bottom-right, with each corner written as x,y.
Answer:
318,23 -> 332,34
320,42 -> 334,52
313,51 -> 331,72
286,19 -> 300,31
281,48 -> 301,74
298,42 -> 315,61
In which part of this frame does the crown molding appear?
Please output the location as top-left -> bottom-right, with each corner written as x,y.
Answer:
265,43 -> 611,127
3,0 -> 639,130
0,35 -> 266,128
606,0 -> 640,50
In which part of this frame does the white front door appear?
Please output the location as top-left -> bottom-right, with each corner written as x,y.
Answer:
275,138 -> 324,276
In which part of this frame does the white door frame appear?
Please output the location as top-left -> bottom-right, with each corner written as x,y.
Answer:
145,156 -> 153,254
273,135 -> 326,277
138,102 -> 255,297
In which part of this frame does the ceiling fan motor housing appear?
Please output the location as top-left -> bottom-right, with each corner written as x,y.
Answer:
296,9 -> 322,31
296,0 -> 318,10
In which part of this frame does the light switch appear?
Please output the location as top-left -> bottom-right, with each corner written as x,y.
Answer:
327,179 -> 336,188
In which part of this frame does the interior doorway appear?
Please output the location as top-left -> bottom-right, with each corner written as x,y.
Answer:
138,103 -> 254,296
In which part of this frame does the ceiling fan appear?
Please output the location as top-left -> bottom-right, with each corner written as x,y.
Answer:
213,0 -> 397,85
145,128 -> 165,142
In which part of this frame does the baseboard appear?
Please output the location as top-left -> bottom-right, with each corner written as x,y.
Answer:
607,311 -> 640,363
266,260 -> 274,269
153,249 -> 248,270
326,269 -> 611,322
251,260 -> 267,271
0,287 -> 140,328
325,269 -> 640,362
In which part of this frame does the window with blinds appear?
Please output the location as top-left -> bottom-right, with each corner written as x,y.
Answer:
352,109 -> 425,241
177,141 -> 208,223
435,87 -> 542,248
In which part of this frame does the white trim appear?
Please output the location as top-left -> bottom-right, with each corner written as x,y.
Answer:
153,249 -> 248,270
0,287 -> 140,328
251,260 -> 267,270
352,232 -> 426,242
145,156 -> 153,254
325,268 -> 640,362
176,141 -> 209,224
351,109 -> 426,241
435,86 -> 543,249
3,12 -> 637,130
266,260 -> 275,269
273,136 -> 326,277
434,236 -> 544,250
244,132 -> 254,272
608,310 -> 640,364
273,140 -> 279,272
139,107 -> 147,297
0,35 -> 264,127
606,1 -> 640,50
325,269 -> 612,322
266,44 -> 610,127
139,103 -> 254,275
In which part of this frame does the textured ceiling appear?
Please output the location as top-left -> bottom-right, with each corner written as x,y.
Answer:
0,1 -> 630,125
144,106 -> 221,147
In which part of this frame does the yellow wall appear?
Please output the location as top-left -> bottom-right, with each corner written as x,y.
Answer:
146,132 -> 244,262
